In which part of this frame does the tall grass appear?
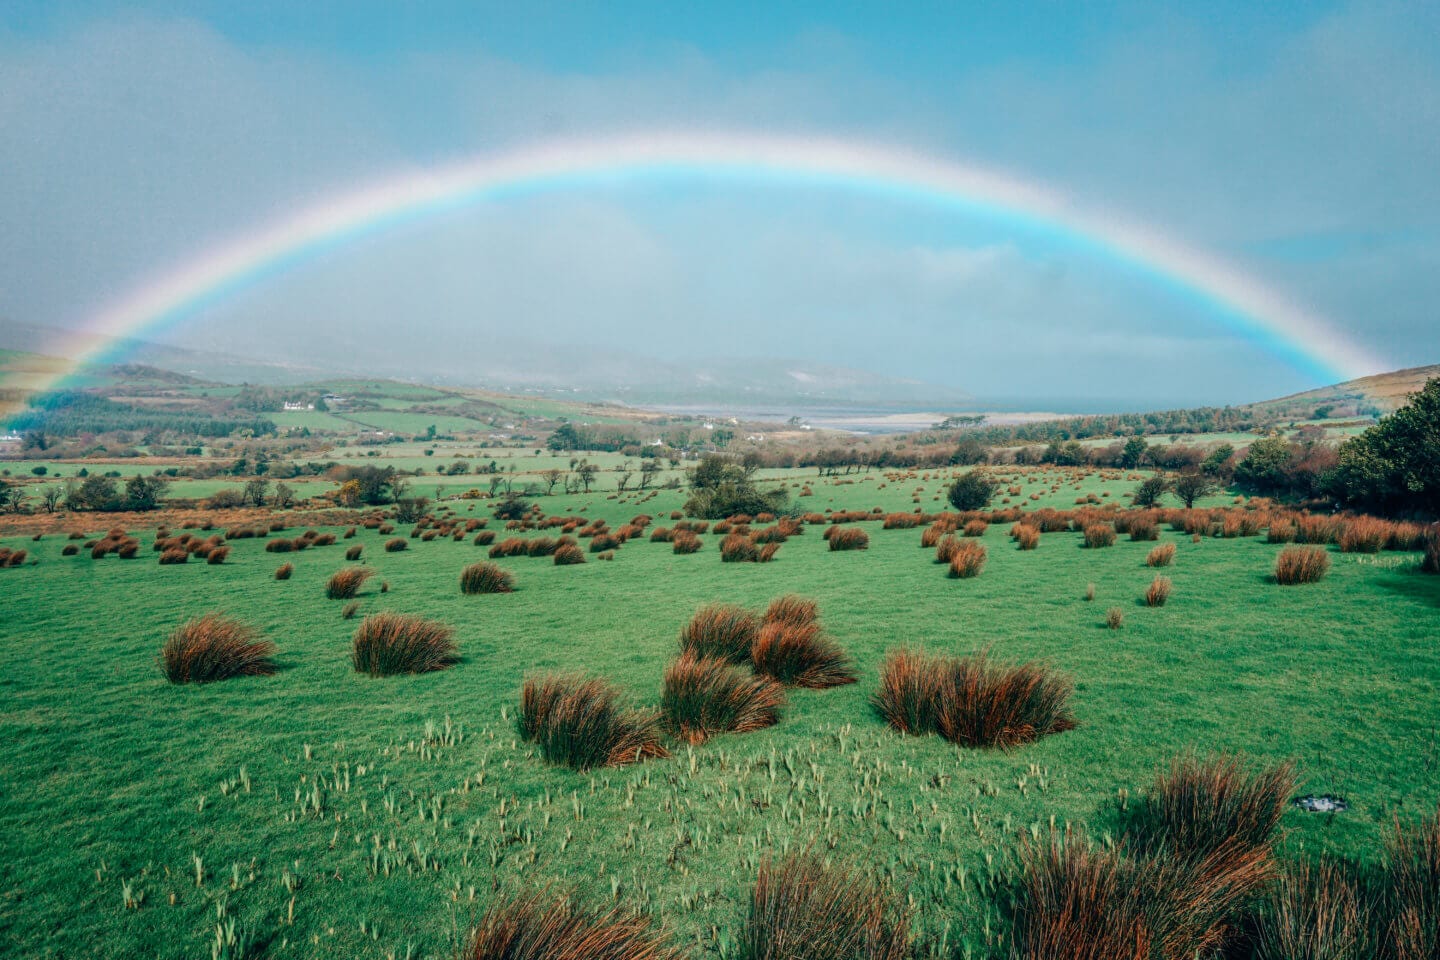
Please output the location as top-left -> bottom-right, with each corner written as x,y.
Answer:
461,561 -> 516,594
679,604 -> 759,664
660,654 -> 784,745
518,674 -> 668,770
1144,576 -> 1172,607
947,542 -> 987,579
1083,525 -> 1116,548
763,594 -> 818,629
1274,546 -> 1330,585
1146,544 -> 1176,567
1129,752 -> 1296,863
325,567 -> 374,599
1385,804 -> 1439,960
743,852 -> 911,960
461,892 -> 682,960
350,612 -> 457,676
1247,858 -> 1373,960
828,527 -> 869,551
160,614 -> 277,684
751,622 -> 857,689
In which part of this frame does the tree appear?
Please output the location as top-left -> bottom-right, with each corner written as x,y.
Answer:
616,471 -> 633,493
540,468 -> 564,495
575,460 -> 599,493
41,485 -> 63,513
1233,437 -> 1294,494
243,477 -> 270,507
0,482 -> 28,514
639,460 -> 661,490
124,475 -> 168,511
683,453 -> 789,519
950,436 -> 989,466
70,475 -> 121,511
946,471 -> 998,511
1325,377 -> 1440,515
1172,471 -> 1215,509
547,422 -> 584,451
493,494 -> 530,521
1201,443 -> 1235,478
1119,437 -> 1149,469
337,479 -> 362,507
273,482 -> 296,509
394,496 -> 429,523
1131,475 -> 1169,508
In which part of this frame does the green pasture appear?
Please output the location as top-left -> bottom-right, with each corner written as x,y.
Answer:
0,483 -> 1436,959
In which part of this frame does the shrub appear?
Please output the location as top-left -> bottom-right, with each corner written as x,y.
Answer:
345,544 -> 363,561
1014,524 -> 1040,551
206,546 -> 230,565
672,531 -> 702,554
874,648 -> 1074,749
763,594 -> 818,629
947,471 -> 998,511
1144,576 -> 1172,607
553,543 -> 585,565
384,537 -> 407,552
460,892 -> 681,960
274,562 -> 294,580
461,561 -> 515,594
661,653 -> 785,744
1083,524 -> 1116,548
1146,544 -> 1176,567
1274,546 -> 1329,585
680,604 -> 759,664
947,541 -> 987,579
1107,607 -> 1125,629
160,614 -> 276,683
158,547 -> 188,565
518,673 -> 668,769
752,622 -> 857,689
351,612 -> 457,676
744,852 -> 911,960
828,527 -> 869,551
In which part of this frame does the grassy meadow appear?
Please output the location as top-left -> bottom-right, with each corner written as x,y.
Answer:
1,466 -> 1437,958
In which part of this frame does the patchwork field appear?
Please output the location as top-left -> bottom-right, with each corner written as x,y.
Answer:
1,474 -> 1436,959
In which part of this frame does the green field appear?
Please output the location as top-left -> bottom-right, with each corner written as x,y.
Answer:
1,474 -> 1436,959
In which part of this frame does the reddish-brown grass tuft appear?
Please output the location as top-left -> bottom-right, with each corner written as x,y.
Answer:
274,562 -> 293,580
751,622 -> 857,689
326,567 -> 374,599
661,653 -> 785,745
763,594 -> 818,629
947,541 -> 987,579
745,851 -> 912,960
461,561 -> 515,594
1014,524 -> 1041,551
160,614 -> 277,683
1144,576 -> 1172,607
1274,546 -> 1329,585
553,543 -> 585,566
1146,544 -> 1176,567
518,673 -> 668,769
1084,524 -> 1117,548
460,892 -> 682,960
384,537 -> 407,552
671,531 -> 702,554
679,604 -> 759,664
351,612 -> 457,676
828,527 -> 869,551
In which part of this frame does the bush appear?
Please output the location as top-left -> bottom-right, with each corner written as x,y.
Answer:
351,612 -> 457,676
461,561 -> 515,594
947,471 -> 998,511
680,604 -> 759,664
1146,544 -> 1176,567
1274,546 -> 1329,585
326,567 -> 374,599
274,562 -> 293,580
751,622 -> 857,689
553,543 -> 585,565
384,537 -> 407,552
828,527 -> 869,551
947,541 -> 987,578
873,648 -> 1075,749
160,614 -> 276,683
1083,525 -> 1116,548
1144,576 -> 1172,607
461,892 -> 681,960
518,673 -> 668,769
661,653 -> 784,744
744,852 -> 911,960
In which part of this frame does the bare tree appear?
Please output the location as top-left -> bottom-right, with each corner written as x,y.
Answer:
639,460 -> 660,490
541,468 -> 564,496
273,482 -> 296,510
616,471 -> 633,493
41,486 -> 64,513
576,460 -> 598,493
243,477 -> 270,507
1172,472 -> 1216,509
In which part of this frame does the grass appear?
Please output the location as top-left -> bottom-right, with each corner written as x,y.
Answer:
1275,546 -> 1331,584
325,566 -> 374,599
460,561 -> 516,594
0,475 -> 1436,958
751,622 -> 857,689
350,611 -> 457,676
744,851 -> 911,960
462,892 -> 682,960
679,603 -> 759,664
159,614 -> 277,684
519,673 -> 668,770
660,653 -> 785,745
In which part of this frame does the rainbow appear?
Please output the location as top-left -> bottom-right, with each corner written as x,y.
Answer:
22,131 -> 1387,400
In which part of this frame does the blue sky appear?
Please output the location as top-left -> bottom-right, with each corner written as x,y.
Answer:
1,1 -> 1436,406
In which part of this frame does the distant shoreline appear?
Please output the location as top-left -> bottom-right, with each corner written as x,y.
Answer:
639,403 -> 1086,435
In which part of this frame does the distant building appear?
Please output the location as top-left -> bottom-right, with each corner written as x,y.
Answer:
282,402 -> 314,411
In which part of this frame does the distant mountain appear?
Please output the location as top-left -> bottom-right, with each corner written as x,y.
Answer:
1253,363 -> 1439,418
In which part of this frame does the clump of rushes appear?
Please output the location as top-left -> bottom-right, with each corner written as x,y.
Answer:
872,648 -> 1075,749
1083,525 -> 1117,548
160,614 -> 277,684
661,653 -> 785,745
1129,752 -> 1296,863
720,534 -> 759,562
384,537 -> 407,553
763,594 -> 818,629
947,541 -> 987,578
1274,546 -> 1329,584
326,567 -> 374,599
744,851 -> 912,960
462,893 -> 682,960
828,527 -> 869,551
274,562 -> 294,580
680,604 -> 759,664
206,545 -> 229,564
553,543 -> 585,565
963,519 -> 989,537
672,531 -> 702,554
518,673 -> 668,770
345,544 -> 362,561
351,612 -> 457,676
936,535 -> 961,564
158,547 -> 188,565
1106,607 -> 1125,630
1247,858 -> 1373,960
341,601 -> 360,620
1147,544 -> 1176,567
1144,576 -> 1172,607
461,561 -> 515,594
1385,804 -> 1440,959
751,622 -> 857,689
1014,525 -> 1040,550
